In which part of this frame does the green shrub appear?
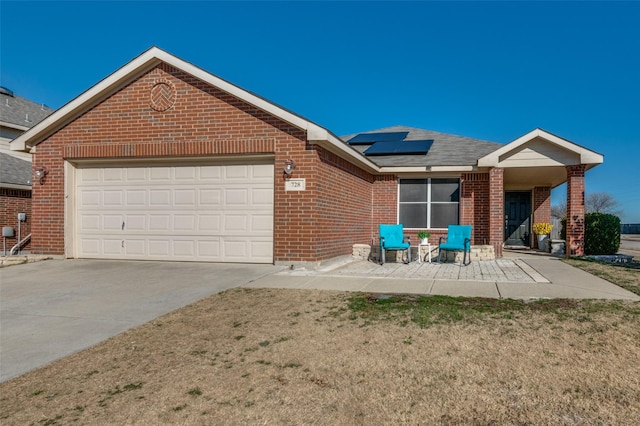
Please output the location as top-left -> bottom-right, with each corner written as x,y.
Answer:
560,218 -> 566,241
584,213 -> 620,255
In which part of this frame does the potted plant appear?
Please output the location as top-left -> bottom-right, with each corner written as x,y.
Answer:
532,222 -> 553,251
417,231 -> 431,245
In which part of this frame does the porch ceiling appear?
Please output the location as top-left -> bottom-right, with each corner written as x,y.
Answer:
503,166 -> 567,190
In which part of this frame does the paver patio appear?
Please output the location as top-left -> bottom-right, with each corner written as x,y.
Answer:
299,257 -> 544,283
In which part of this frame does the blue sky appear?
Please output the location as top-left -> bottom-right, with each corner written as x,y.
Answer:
2,1 -> 639,222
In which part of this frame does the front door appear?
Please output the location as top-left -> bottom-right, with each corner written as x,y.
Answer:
504,191 -> 531,247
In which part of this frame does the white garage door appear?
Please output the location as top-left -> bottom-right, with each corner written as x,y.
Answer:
75,162 -> 274,263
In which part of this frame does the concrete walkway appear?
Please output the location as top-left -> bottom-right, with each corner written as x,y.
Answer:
245,252 -> 640,301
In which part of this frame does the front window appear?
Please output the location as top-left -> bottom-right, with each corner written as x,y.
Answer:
398,178 -> 460,228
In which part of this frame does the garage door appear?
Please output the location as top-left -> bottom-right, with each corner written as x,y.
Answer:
75,162 -> 274,263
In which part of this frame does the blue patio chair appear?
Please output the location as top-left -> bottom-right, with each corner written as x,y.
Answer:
438,225 -> 472,266
379,224 -> 411,265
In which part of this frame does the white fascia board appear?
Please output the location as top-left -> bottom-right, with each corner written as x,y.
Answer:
379,166 -> 428,173
579,149 -> 604,164
0,182 -> 32,190
10,138 -> 26,152
378,165 -> 475,173
429,165 -> 475,172
1,121 -> 30,132
478,128 -> 604,167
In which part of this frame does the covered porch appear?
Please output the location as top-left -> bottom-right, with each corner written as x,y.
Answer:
477,129 -> 603,257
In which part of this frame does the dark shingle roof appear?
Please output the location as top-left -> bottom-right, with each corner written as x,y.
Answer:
0,152 -> 31,186
341,125 -> 504,167
0,88 -> 54,129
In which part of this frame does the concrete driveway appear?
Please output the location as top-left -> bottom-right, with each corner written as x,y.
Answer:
0,259 -> 280,382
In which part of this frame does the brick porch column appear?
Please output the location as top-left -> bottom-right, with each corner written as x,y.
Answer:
566,164 -> 586,256
489,167 -> 504,257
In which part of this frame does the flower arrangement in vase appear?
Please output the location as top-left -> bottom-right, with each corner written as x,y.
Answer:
532,223 -> 553,236
417,231 -> 431,244
532,223 -> 553,251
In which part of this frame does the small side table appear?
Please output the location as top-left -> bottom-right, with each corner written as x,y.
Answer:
418,242 -> 432,264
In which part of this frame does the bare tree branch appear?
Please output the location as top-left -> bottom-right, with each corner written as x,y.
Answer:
551,199 -> 567,219
551,192 -> 622,219
586,192 -> 623,216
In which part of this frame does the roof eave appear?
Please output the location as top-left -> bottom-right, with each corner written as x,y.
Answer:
0,182 -> 32,191
1,121 -> 31,132
378,165 -> 477,173
307,125 -> 380,173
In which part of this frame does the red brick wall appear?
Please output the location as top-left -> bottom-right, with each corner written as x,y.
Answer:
566,164 -> 586,256
30,63 -> 374,262
272,145 -> 375,262
533,186 -> 551,248
0,189 -> 32,251
313,147 -> 374,259
488,168 -> 504,257
372,175 -> 397,225
461,173 -> 489,245
371,175 -> 398,243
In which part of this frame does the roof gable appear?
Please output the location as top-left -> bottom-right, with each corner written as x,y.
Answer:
12,47 -> 315,150
478,128 -> 603,168
11,47 -> 379,172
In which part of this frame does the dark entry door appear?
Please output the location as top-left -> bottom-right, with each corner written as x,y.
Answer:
504,191 -> 531,246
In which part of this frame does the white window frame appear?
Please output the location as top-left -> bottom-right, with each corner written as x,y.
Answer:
397,177 -> 460,230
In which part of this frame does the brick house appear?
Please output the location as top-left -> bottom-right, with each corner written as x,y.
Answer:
10,47 -> 602,264
1,87 -> 53,253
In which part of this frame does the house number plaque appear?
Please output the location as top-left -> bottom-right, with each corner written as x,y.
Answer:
285,178 -> 306,191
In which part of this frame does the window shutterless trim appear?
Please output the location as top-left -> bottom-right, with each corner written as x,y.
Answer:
398,178 -> 460,229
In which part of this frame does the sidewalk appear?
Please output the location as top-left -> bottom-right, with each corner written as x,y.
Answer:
245,252 -> 640,301
2,252 -> 638,301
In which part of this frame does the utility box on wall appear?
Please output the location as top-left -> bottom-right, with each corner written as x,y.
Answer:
3,227 -> 15,237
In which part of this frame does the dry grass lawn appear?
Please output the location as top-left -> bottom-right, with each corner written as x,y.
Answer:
2,260 -> 640,425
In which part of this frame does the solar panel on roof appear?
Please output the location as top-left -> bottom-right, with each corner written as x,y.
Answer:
347,131 -> 409,145
364,139 -> 434,156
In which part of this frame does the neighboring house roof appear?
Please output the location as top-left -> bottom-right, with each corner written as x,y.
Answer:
0,87 -> 53,132
0,88 -> 53,189
341,125 -> 503,168
0,152 -> 32,189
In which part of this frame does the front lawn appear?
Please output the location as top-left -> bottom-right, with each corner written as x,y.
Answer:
1,287 -> 639,425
